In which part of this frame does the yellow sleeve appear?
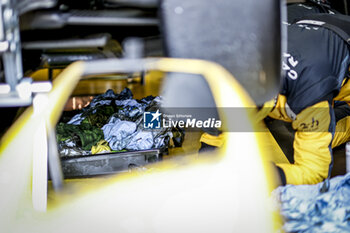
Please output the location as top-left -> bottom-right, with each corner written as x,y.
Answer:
276,101 -> 334,185
199,132 -> 225,147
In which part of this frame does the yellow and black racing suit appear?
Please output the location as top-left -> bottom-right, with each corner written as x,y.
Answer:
271,21 -> 350,185
201,21 -> 350,185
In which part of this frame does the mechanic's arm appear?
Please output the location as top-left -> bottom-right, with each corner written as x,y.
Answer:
276,100 -> 335,185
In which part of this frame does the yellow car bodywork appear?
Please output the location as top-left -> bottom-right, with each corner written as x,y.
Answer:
0,58 -> 287,233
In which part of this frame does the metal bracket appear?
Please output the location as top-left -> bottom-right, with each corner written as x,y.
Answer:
0,78 -> 52,107
1,0 -> 23,89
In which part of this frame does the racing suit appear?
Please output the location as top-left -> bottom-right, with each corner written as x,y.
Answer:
201,20 -> 350,185
268,22 -> 350,185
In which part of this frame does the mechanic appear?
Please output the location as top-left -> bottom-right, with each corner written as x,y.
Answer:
201,13 -> 350,185
199,0 -> 338,154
